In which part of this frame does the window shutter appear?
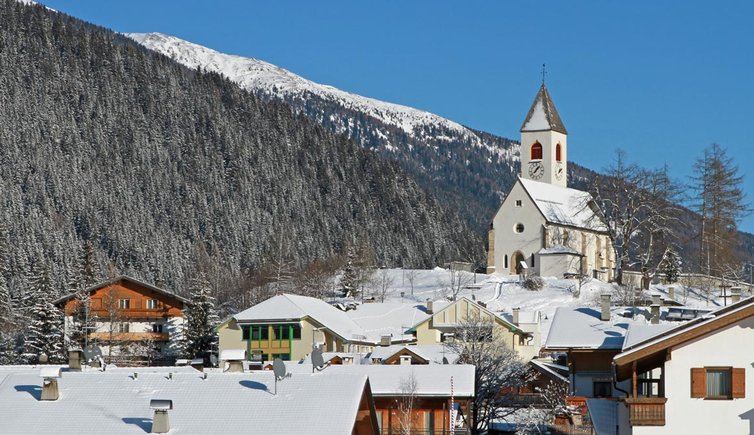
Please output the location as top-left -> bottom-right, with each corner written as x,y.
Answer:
691,367 -> 706,398
732,368 -> 746,398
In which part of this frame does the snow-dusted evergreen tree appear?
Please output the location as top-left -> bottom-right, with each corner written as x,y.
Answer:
77,240 -> 99,289
0,273 -> 11,333
183,273 -> 219,360
658,247 -> 682,283
339,246 -> 357,297
23,266 -> 65,363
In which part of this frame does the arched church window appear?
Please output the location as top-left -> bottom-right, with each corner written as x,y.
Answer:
530,142 -> 543,160
556,143 -> 562,162
531,254 -> 535,267
504,255 -> 508,268
515,223 -> 525,234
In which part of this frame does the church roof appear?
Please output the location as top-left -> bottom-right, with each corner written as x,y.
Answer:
519,178 -> 608,232
520,84 -> 567,134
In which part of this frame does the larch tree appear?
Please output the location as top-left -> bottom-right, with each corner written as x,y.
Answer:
183,273 -> 220,360
691,144 -> 749,276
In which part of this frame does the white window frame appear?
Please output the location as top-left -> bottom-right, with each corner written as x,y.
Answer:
118,299 -> 130,309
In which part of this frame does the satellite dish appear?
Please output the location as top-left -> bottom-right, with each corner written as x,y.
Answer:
272,358 -> 287,380
311,347 -> 325,369
209,354 -> 218,367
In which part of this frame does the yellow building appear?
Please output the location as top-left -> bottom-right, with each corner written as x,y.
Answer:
408,297 -> 541,361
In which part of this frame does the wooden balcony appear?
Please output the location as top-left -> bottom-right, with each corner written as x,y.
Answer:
625,397 -> 667,426
89,332 -> 170,342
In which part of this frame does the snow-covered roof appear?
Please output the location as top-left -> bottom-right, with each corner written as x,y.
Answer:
499,310 -> 542,325
346,301 -> 429,343
53,275 -> 190,306
621,323 -> 676,350
0,370 -> 369,434
322,365 -> 475,397
544,307 -> 650,350
520,84 -> 567,134
520,178 -> 607,232
409,296 -> 521,333
529,360 -> 568,383
368,344 -> 459,365
234,294 -> 368,342
586,399 -> 618,435
537,245 -> 582,256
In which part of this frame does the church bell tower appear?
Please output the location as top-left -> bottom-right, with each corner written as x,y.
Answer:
519,84 -> 568,187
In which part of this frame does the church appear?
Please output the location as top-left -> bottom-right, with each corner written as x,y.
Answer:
486,84 -> 614,281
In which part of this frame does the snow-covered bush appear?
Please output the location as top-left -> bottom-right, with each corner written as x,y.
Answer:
522,276 -> 545,291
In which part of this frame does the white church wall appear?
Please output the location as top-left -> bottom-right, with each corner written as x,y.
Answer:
538,253 -> 581,278
491,181 -> 546,275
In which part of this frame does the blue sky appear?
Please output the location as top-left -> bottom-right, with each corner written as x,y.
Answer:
41,1 -> 754,231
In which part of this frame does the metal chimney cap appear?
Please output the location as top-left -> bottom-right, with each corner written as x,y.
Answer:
39,366 -> 62,379
150,399 -> 173,411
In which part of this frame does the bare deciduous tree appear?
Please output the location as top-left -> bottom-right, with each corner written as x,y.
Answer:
446,314 -> 527,433
395,372 -> 418,434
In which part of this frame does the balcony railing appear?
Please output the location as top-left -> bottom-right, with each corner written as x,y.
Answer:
625,397 -> 667,426
89,332 -> 169,342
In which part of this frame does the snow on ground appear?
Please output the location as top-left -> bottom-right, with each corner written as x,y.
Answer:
357,268 -> 731,346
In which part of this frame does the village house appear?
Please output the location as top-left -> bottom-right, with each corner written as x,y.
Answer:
55,276 -> 189,363
614,295 -> 754,433
217,293 -> 426,362
409,297 -> 542,361
0,367 -> 378,434
323,364 -> 476,435
487,84 -> 614,280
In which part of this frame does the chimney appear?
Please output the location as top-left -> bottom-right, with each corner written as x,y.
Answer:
68,348 -> 84,371
600,294 -> 611,321
651,294 -> 662,307
220,349 -> 246,373
380,335 -> 392,347
342,356 -> 354,365
731,287 -> 742,304
512,307 -> 520,326
39,367 -> 61,401
190,357 -> 204,372
668,287 -> 675,301
400,355 -> 412,365
650,304 -> 660,324
150,399 -> 173,434
426,299 -> 433,315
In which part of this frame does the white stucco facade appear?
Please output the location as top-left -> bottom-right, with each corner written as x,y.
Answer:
627,315 -> 754,435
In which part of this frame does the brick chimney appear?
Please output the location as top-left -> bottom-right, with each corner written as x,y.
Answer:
600,294 -> 611,321
512,307 -> 520,326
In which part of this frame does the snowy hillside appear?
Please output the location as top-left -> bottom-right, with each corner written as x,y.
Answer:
127,32 -> 517,160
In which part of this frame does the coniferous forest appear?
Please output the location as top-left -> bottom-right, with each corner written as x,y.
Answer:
0,1 -> 482,309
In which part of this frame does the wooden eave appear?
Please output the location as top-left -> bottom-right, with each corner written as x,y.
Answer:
614,300 -> 754,376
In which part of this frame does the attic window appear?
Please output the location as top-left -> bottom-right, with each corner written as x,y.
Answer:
530,142 -> 543,160
515,223 -> 525,234
515,200 -> 523,207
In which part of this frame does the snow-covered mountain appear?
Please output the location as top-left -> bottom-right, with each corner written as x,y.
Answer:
126,32 -> 522,233
127,32 -> 515,159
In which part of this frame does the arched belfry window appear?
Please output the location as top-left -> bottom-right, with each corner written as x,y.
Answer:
530,142 -> 543,160
556,143 -> 562,162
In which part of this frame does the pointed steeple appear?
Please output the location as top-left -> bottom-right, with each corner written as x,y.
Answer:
520,84 -> 567,134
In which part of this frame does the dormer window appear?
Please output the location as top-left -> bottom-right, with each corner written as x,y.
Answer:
556,143 -> 562,162
531,142 -> 543,160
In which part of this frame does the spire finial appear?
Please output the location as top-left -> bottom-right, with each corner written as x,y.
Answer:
541,63 -> 546,85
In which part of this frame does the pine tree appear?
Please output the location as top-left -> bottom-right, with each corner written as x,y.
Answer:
658,247 -> 682,283
0,273 -> 11,333
77,240 -> 99,289
23,266 -> 65,363
182,273 -> 219,360
339,246 -> 357,297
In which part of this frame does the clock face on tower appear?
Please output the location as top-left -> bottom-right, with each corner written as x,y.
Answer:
555,162 -> 564,180
528,162 -> 544,180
